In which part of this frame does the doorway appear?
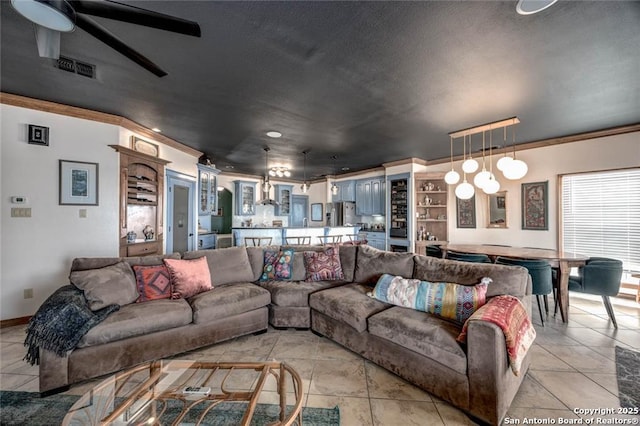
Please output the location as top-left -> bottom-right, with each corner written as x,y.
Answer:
166,171 -> 196,254
291,195 -> 309,227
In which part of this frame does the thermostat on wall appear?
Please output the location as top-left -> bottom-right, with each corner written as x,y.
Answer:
11,196 -> 27,204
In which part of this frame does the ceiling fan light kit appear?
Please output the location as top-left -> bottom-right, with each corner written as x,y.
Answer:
12,0 -> 76,32
448,117 -> 527,199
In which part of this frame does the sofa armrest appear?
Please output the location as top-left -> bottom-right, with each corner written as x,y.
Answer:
39,348 -> 69,395
466,320 -> 531,425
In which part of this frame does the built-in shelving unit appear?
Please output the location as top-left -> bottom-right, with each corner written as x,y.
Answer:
111,145 -> 170,257
414,172 -> 447,255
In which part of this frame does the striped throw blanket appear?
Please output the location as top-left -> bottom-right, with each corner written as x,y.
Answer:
457,295 -> 536,376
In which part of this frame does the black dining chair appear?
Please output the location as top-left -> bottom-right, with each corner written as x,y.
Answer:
496,257 -> 553,326
445,250 -> 492,263
567,257 -> 623,328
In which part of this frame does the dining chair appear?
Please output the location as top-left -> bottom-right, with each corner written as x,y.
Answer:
244,237 -> 273,247
496,257 -> 553,325
567,257 -> 623,328
445,251 -> 492,263
284,236 -> 311,246
317,235 -> 343,245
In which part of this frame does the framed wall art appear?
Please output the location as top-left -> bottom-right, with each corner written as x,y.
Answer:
131,136 -> 159,157
521,181 -> 548,230
456,194 -> 476,228
311,203 -> 323,221
59,160 -> 99,205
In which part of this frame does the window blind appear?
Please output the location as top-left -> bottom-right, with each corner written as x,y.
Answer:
561,168 -> 640,272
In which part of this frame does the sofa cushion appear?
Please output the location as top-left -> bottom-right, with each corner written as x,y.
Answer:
246,246 -> 266,281
260,280 -> 349,307
412,255 -> 529,298
338,245 -> 357,282
370,274 -> 490,324
354,245 -> 414,285
368,306 -> 468,375
70,261 -> 138,311
189,283 -> 271,324
260,248 -> 294,281
309,283 -> 391,332
77,298 -> 192,348
132,264 -> 173,303
70,253 -> 180,272
164,257 -> 212,299
304,246 -> 345,281
182,246 -> 254,286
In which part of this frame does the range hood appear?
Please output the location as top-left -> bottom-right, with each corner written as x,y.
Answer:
258,186 -> 279,206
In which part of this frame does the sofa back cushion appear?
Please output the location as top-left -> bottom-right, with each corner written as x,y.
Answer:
70,253 -> 180,272
182,246 -> 254,286
246,246 -> 266,281
412,255 -> 530,298
70,261 -> 138,310
354,245 -> 414,285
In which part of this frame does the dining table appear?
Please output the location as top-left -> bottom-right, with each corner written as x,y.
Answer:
440,243 -> 589,323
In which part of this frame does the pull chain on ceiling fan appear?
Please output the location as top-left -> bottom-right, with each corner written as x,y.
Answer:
10,0 -> 201,77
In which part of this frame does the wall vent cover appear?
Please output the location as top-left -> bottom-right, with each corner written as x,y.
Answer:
56,56 -> 96,79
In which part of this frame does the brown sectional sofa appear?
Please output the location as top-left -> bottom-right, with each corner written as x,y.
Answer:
37,244 -> 532,425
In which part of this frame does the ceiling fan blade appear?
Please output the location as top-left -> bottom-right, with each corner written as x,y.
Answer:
71,0 -> 201,37
33,25 -> 61,59
75,14 -> 167,77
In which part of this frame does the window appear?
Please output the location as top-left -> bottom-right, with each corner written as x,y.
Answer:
560,168 -> 640,273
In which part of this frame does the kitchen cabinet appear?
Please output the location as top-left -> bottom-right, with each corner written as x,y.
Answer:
356,176 -> 385,216
198,164 -> 220,215
362,231 -> 386,250
414,172 -> 448,255
234,180 -> 256,215
274,184 -> 292,216
332,180 -> 355,202
110,145 -> 170,257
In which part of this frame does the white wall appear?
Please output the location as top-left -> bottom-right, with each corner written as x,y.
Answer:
433,132 -> 640,248
0,105 -> 200,320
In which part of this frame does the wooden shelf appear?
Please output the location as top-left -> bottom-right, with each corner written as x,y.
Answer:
414,173 -> 448,254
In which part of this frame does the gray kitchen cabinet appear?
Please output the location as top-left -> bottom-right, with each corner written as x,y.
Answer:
198,164 -> 220,215
356,176 -> 385,216
234,180 -> 256,215
274,184 -> 292,216
332,180 -> 355,202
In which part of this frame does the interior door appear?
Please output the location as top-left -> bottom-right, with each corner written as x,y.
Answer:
166,171 -> 196,253
290,195 -> 309,227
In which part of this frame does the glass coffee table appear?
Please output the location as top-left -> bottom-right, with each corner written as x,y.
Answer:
62,360 -> 304,425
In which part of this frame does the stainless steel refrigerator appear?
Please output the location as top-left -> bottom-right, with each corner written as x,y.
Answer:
326,201 -> 357,226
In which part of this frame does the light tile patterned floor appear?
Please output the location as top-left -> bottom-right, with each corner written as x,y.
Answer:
1,293 -> 638,425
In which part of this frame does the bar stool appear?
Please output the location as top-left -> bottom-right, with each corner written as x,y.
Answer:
284,236 -> 311,245
445,250 -> 492,263
344,234 -> 367,245
317,235 -> 343,245
244,237 -> 273,247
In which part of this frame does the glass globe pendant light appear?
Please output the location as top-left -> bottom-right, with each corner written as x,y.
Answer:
473,131 -> 491,189
455,136 -> 475,199
461,134 -> 479,174
300,150 -> 309,193
503,125 -> 528,180
444,136 -> 460,185
496,126 -> 513,172
483,128 -> 501,194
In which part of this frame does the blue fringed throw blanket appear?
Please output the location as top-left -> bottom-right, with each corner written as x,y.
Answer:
24,285 -> 119,365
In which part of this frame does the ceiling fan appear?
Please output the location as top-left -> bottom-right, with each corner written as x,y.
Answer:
10,0 -> 201,77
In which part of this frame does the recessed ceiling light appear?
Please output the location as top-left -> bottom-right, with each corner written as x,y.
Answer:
266,131 -> 282,138
516,0 -> 558,15
225,165 -> 235,169
341,167 -> 350,171
152,127 -> 161,132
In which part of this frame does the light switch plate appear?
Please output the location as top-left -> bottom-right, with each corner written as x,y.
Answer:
79,209 -> 87,218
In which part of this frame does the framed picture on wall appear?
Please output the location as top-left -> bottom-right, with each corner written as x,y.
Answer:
521,181 -> 548,230
59,160 -> 99,205
456,194 -> 476,228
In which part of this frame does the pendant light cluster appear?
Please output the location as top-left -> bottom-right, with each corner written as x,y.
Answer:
446,117 -> 528,199
301,150 -> 310,193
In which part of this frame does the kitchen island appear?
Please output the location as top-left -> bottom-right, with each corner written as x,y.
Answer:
232,226 -> 361,246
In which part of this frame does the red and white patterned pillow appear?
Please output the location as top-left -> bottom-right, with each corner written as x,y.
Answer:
303,246 -> 345,281
132,264 -> 172,303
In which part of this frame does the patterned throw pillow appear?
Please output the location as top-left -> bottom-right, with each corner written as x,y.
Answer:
163,257 -> 212,299
132,264 -> 172,303
303,246 -> 345,281
369,273 -> 491,324
260,248 -> 294,281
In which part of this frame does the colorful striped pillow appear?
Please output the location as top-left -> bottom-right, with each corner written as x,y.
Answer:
369,274 -> 491,323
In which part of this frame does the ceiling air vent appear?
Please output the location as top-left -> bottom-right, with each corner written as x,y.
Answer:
56,56 -> 96,79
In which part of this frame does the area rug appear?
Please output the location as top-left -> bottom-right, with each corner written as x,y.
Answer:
615,345 -> 640,409
0,390 -> 340,425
